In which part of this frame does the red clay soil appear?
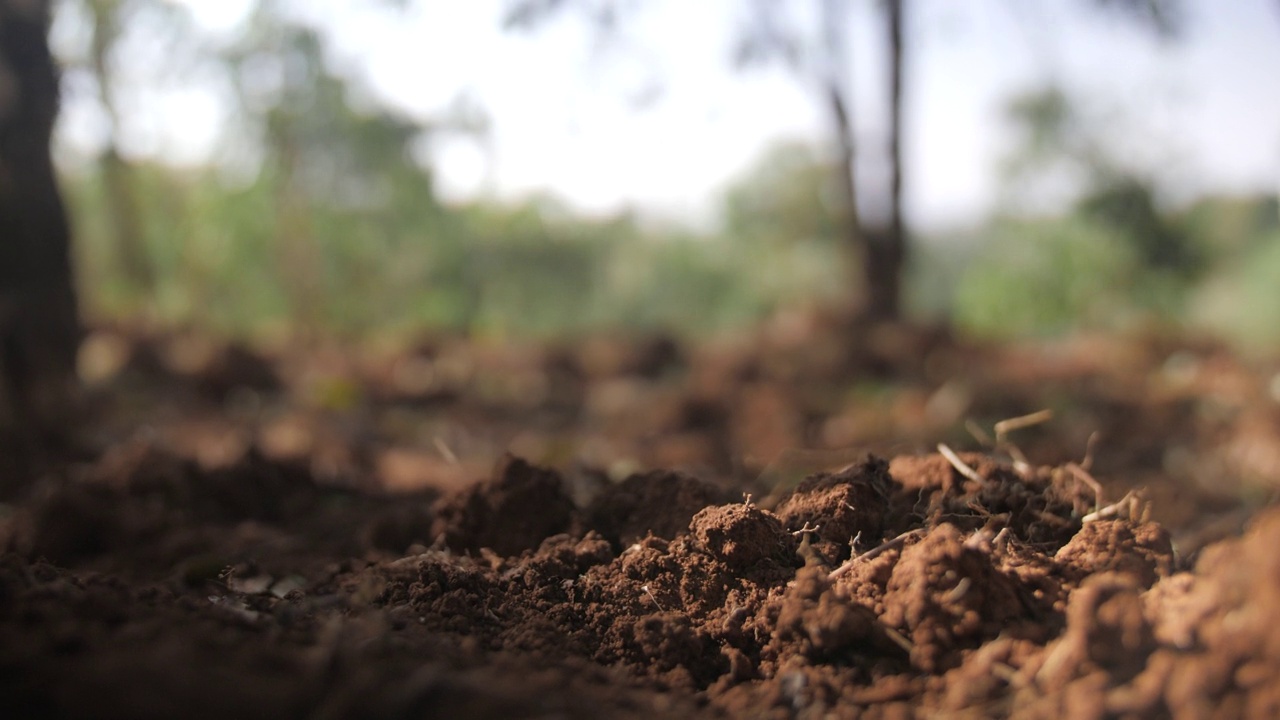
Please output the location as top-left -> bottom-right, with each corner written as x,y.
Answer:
4,441 -> 1280,719
4,323 -> 1280,718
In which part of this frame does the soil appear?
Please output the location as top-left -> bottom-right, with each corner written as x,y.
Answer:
3,319 -> 1280,718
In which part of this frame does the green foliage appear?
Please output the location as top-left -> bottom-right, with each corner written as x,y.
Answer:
1177,193 -> 1279,264
1004,87 -> 1075,166
902,234 -> 978,323
66,152 -> 847,342
947,190 -> 1278,349
722,140 -> 840,247
1074,175 -> 1201,278
52,0 -> 1267,351
1190,230 -> 1280,352
953,216 -> 1141,338
970,81 -> 1232,341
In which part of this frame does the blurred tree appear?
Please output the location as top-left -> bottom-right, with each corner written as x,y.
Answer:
508,0 -> 1191,325
51,0 -> 465,335
736,0 -> 866,311
1076,176 -> 1199,276
1007,0 -> 1186,217
56,0 -> 202,309
722,140 -> 839,245
506,0 -> 913,322
965,0 -> 1191,335
84,0 -> 154,301
1091,0 -> 1181,37
731,0 -> 908,320
999,85 -> 1199,282
0,0 -> 82,494
42,0 -> 848,343
216,0 -> 450,335
1191,226 -> 1280,351
955,216 -> 1139,337
883,0 -> 905,320
1178,193 -> 1279,262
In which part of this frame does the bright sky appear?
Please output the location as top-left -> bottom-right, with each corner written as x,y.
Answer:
54,0 -> 1280,232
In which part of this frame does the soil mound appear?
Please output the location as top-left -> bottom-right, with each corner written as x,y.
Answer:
4,441 -> 1279,718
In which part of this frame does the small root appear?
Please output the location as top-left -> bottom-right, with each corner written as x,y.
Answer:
994,409 -> 1054,442
1080,431 -> 1100,472
992,662 -> 1022,686
829,529 -> 924,580
1066,461 -> 1104,514
641,584 -> 665,611
433,436 -> 459,465
791,522 -> 821,537
1082,490 -> 1141,523
995,409 -> 1053,476
938,443 -> 985,485
945,577 -> 972,603
965,419 -> 994,448
963,520 -> 1008,552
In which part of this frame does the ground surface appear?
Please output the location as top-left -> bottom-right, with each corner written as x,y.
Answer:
3,317 -> 1280,718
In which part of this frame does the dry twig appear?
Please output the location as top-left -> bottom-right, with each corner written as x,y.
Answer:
1065,461 -> 1103,514
791,522 -> 821,537
1080,431 -> 1100,471
973,408 -> 1055,476
1082,490 -> 1139,523
829,529 -> 924,580
938,443 -> 985,485
993,409 -> 1054,443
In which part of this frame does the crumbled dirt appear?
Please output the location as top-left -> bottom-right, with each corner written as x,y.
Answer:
3,324 -> 1280,717
586,469 -> 733,548
432,455 -> 576,557
3,440 -> 1277,718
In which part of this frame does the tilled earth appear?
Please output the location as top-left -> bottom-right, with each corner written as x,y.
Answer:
3,322 -> 1280,718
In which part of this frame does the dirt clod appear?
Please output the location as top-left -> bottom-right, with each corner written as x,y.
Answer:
433,454 -> 576,557
587,469 -> 731,549
689,503 -> 798,573
774,457 -> 892,564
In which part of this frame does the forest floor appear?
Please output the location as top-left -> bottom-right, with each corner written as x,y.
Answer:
4,312 -> 1280,719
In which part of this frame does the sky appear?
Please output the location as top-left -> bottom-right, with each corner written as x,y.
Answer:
53,0 -> 1280,233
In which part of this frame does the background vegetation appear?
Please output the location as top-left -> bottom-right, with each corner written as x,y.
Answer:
54,0 -> 1280,352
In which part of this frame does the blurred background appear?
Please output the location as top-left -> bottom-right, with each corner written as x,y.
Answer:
48,0 -> 1280,350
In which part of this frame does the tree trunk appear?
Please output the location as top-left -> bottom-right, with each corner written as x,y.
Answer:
0,0 -> 82,495
866,0 -> 907,322
825,81 -> 864,311
89,0 -> 155,301
819,0 -> 864,316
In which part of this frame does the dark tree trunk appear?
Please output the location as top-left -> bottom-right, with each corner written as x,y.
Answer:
866,0 -> 906,322
826,80 -> 863,311
0,0 -> 82,495
820,0 -> 864,316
